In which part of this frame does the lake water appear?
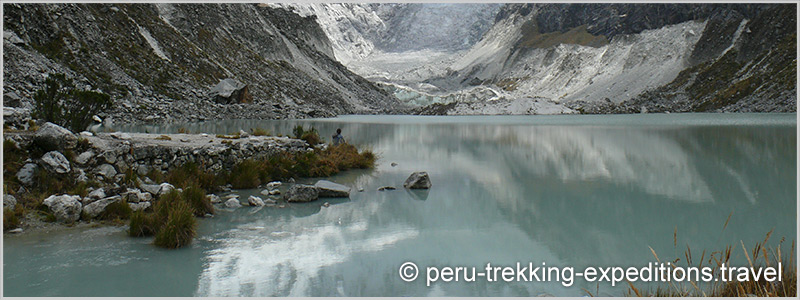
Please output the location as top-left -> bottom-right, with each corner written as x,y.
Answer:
4,114 -> 796,296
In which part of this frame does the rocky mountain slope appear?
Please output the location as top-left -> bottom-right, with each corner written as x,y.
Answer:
3,3 -> 400,125
400,3 -> 795,114
272,3 -> 500,64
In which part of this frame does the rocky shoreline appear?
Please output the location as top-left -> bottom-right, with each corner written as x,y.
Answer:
2,121 -> 361,235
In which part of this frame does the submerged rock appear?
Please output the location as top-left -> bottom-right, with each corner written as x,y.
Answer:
40,151 -> 71,174
403,172 -> 432,189
314,180 -> 351,198
378,186 -> 396,191
43,194 -> 82,223
285,184 -> 319,202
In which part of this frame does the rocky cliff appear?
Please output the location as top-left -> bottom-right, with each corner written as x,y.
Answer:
410,3 -> 796,114
3,3 -> 400,125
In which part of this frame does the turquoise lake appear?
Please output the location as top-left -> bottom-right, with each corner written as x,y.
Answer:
3,113 -> 797,296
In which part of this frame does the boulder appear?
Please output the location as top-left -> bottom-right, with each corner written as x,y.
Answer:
128,202 -> 151,212
84,188 -> 106,204
4,194 -> 17,210
43,194 -> 82,223
284,184 -> 319,202
314,180 -> 351,198
267,181 -> 282,190
34,122 -> 77,150
224,198 -> 242,208
403,172 -> 432,189
40,151 -> 71,174
210,78 -> 252,104
75,150 -> 94,165
123,189 -> 151,203
82,196 -> 121,219
248,195 -> 265,206
207,194 -> 222,204
16,163 -> 36,186
110,132 -> 131,140
97,164 -> 117,178
156,183 -> 176,196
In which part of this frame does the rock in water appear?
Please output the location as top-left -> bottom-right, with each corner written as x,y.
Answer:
82,196 -> 122,219
43,194 -> 82,223
403,172 -> 432,189
40,151 -> 71,174
16,163 -> 36,186
378,186 -> 396,191
284,184 -> 319,202
314,180 -> 351,198
210,78 -> 252,104
207,194 -> 222,204
224,198 -> 242,208
34,122 -> 77,150
248,195 -> 265,206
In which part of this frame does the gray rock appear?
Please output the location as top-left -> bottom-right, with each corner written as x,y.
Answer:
238,129 -> 250,138
16,163 -> 36,185
79,131 -> 94,137
40,151 -> 71,174
403,172 -> 432,189
224,198 -> 242,208
123,189 -> 150,203
34,122 -> 77,150
76,151 -> 94,165
82,195 -> 121,219
128,202 -> 151,212
75,168 -> 87,182
314,180 -> 351,198
8,228 -> 23,233
110,132 -> 132,140
207,194 -> 222,204
92,115 -> 102,123
139,183 -> 160,195
156,183 -> 176,196
284,184 -> 319,202
43,194 -> 82,223
247,195 -> 265,206
378,186 -> 396,191
260,189 -> 272,196
267,181 -> 282,190
210,78 -> 252,104
4,194 -> 17,210
84,188 -> 106,204
97,164 -> 117,178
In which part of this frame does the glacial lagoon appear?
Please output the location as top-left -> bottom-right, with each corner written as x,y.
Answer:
3,113 -> 796,296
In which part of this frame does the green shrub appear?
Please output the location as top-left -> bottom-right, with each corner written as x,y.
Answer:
128,210 -> 157,237
293,125 -> 322,146
99,200 -> 132,221
3,208 -> 20,231
32,73 -> 113,132
229,159 -> 262,189
183,185 -> 213,217
251,128 -> 270,136
153,200 -> 197,249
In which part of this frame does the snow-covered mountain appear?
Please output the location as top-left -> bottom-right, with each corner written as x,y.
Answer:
288,3 -> 795,115
272,3 -> 500,64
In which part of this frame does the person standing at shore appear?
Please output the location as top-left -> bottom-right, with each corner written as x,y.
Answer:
332,128 -> 346,145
